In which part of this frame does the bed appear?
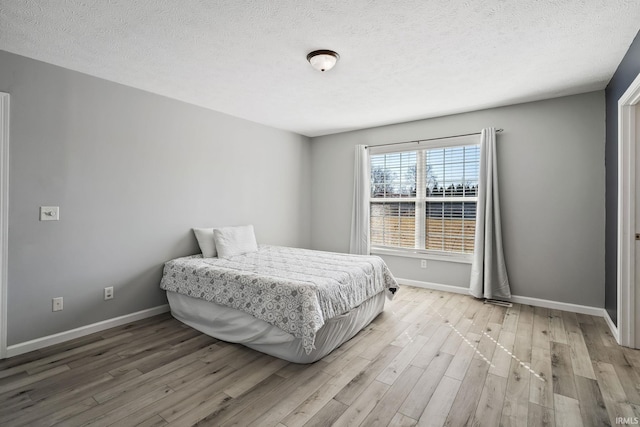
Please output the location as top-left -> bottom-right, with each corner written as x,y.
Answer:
160,243 -> 398,363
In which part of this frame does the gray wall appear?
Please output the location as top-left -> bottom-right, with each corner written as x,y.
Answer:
0,50 -> 311,345
310,92 -> 606,308
605,30 -> 640,325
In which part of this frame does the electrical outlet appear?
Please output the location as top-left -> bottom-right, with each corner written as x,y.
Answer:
420,260 -> 427,269
104,286 -> 114,300
52,297 -> 63,311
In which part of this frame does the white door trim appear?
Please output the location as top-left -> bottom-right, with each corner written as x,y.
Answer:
617,72 -> 640,348
0,93 -> 9,359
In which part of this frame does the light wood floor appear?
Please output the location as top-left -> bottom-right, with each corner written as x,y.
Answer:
0,286 -> 639,426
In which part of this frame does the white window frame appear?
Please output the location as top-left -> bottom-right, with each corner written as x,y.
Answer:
368,134 -> 480,263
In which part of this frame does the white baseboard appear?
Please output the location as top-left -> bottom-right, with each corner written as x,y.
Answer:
5,305 -> 170,358
508,295 -> 604,317
603,309 -> 619,342
398,279 -> 469,296
397,278 -> 605,317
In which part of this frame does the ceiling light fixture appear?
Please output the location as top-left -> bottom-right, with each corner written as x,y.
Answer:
307,50 -> 340,72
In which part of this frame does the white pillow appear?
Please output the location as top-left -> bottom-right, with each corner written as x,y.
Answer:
192,228 -> 217,258
213,225 -> 258,259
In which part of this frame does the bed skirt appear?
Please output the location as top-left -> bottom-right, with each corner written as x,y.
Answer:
166,290 -> 385,364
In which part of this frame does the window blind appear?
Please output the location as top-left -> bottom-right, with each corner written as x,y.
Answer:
369,139 -> 480,255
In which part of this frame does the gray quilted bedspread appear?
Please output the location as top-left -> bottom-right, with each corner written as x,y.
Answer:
160,245 -> 398,353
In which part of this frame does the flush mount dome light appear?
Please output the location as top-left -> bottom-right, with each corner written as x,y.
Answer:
307,50 -> 339,72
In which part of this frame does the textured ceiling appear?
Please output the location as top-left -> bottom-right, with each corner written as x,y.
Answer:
1,1 -> 639,137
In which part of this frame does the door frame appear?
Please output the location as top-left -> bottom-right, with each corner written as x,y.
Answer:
618,72 -> 640,348
0,93 -> 9,359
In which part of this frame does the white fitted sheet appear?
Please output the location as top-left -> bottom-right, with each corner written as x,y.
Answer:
167,290 -> 385,363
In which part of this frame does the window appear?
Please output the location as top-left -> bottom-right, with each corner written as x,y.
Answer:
369,135 -> 480,257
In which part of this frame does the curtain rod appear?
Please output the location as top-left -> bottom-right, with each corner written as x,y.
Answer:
365,128 -> 503,149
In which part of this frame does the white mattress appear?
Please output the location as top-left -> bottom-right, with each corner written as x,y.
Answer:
167,290 -> 385,363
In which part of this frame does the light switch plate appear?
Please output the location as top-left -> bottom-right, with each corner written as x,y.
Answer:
40,206 -> 59,221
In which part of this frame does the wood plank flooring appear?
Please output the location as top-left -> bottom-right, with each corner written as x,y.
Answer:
1,286 -> 639,426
